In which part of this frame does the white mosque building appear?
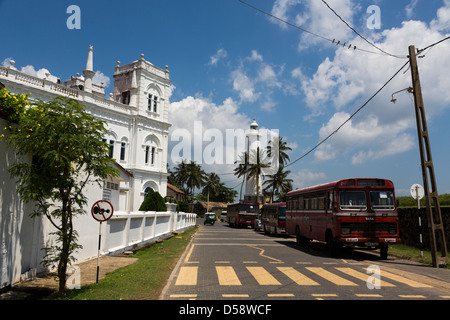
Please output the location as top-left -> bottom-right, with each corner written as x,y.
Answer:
1,46 -> 172,211
0,47 -> 197,290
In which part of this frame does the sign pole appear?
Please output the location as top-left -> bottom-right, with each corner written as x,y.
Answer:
96,221 -> 102,284
91,200 -> 114,284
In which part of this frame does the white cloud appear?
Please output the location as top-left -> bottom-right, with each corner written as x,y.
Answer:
248,50 -> 263,62
168,95 -> 251,174
209,48 -> 228,65
292,2 -> 450,165
20,65 -> 58,83
231,69 -> 260,103
291,168 -> 327,189
271,0 -> 357,50
405,0 -> 419,18
1,57 -> 14,68
270,0 -> 302,30
230,50 -> 284,109
92,70 -> 111,87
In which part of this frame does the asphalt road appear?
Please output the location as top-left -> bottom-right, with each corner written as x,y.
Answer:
161,219 -> 450,301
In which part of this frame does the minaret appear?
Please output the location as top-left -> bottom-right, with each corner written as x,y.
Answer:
129,66 -> 138,107
244,119 -> 262,203
83,45 -> 95,93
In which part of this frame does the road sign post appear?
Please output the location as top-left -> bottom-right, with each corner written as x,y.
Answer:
91,200 -> 114,283
411,184 -> 425,257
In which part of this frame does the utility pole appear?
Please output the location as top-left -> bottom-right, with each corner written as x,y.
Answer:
408,45 -> 448,267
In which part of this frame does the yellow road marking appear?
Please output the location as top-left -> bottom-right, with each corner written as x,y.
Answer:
306,267 -> 358,286
247,245 -> 283,262
379,270 -> 432,288
215,261 -> 230,263
277,267 -> 319,286
184,244 -> 199,263
170,294 -> 197,299
336,267 -> 396,287
355,294 -> 383,298
247,266 -> 281,285
222,294 -> 249,298
175,266 -> 198,286
312,294 -> 338,297
267,293 -> 295,297
398,295 -> 426,298
216,266 -> 242,285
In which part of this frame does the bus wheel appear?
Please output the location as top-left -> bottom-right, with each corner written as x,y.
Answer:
380,245 -> 388,259
296,227 -> 309,246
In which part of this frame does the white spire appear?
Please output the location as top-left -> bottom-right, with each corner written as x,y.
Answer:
83,45 -> 95,93
85,45 -> 94,71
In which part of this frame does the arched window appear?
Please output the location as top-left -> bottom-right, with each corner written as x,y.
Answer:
146,85 -> 162,114
143,134 -> 161,167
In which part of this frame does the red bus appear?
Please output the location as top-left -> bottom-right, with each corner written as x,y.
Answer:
261,202 -> 286,235
227,201 -> 259,228
286,178 -> 400,259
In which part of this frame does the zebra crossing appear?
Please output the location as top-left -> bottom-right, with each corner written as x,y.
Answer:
174,263 -> 432,288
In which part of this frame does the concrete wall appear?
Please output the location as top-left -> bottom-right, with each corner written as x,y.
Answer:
398,207 -> 450,251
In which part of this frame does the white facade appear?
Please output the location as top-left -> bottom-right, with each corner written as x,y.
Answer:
0,48 -> 196,290
0,47 -> 171,211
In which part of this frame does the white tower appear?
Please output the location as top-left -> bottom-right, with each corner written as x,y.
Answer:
82,45 -> 95,93
244,119 -> 262,203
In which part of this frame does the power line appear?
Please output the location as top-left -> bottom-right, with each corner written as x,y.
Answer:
321,0 -> 407,59
417,35 -> 450,54
237,0 -> 403,58
285,59 -> 410,168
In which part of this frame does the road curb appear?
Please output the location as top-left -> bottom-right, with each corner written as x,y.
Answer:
158,225 -> 201,300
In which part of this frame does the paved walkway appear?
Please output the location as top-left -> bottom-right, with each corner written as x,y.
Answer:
0,255 -> 137,300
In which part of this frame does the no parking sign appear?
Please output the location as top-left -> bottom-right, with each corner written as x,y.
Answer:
91,200 -> 114,284
91,200 -> 114,222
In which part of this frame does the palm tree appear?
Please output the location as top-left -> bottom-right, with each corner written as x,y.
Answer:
234,152 -> 249,201
185,160 -> 206,201
202,172 -> 221,211
268,136 -> 292,167
263,165 -> 293,203
246,147 -> 270,204
172,160 -> 188,187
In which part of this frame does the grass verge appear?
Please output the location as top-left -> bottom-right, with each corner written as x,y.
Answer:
50,225 -> 198,300
389,243 -> 449,268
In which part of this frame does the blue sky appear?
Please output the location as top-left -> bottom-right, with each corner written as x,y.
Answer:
1,0 -> 450,197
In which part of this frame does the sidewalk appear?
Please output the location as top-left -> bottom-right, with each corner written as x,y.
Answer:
0,255 -> 138,300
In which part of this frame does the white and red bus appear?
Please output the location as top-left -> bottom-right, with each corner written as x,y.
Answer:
227,201 -> 259,228
261,202 -> 286,235
286,178 -> 400,258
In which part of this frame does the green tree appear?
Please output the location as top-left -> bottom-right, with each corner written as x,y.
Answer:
263,166 -> 293,203
1,92 -> 118,296
184,161 -> 206,201
234,152 -> 249,201
139,189 -> 167,211
202,172 -> 221,210
268,136 -> 292,167
245,147 -> 270,204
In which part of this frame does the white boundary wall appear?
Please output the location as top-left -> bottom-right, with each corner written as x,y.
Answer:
102,211 -> 197,256
0,204 -> 197,290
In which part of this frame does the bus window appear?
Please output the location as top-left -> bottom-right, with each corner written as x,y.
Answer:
370,191 -> 395,211
278,207 -> 286,220
339,191 -> 367,211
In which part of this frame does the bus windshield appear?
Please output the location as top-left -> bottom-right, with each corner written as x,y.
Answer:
370,191 -> 395,211
339,191 -> 367,211
239,204 -> 259,213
